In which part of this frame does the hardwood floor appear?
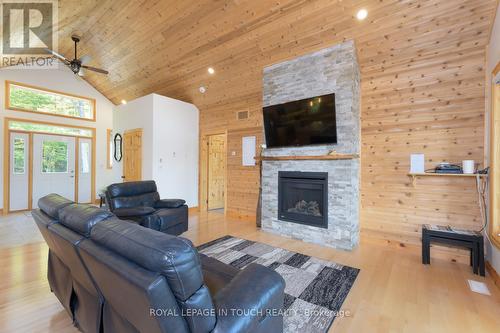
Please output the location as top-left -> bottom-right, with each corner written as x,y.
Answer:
1,210 -> 500,333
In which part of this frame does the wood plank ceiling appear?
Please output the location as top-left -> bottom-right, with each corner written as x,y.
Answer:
56,0 -> 498,243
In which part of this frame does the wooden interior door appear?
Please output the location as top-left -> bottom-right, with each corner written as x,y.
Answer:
208,134 -> 226,210
123,129 -> 142,182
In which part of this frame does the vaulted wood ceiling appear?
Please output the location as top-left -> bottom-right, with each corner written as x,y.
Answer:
57,0 -> 498,106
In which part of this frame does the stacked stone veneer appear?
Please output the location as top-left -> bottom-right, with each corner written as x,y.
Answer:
261,40 -> 360,250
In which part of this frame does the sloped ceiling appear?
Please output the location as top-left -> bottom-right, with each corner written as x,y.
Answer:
56,0 -> 497,106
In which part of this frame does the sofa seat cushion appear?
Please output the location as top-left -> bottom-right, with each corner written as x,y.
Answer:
114,206 -> 155,218
155,199 -> 186,209
200,254 -> 239,296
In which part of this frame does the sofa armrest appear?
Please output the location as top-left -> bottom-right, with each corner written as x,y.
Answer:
113,206 -> 155,218
212,263 -> 285,333
154,199 -> 186,209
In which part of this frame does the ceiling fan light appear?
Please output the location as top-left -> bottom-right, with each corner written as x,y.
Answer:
121,100 -> 127,105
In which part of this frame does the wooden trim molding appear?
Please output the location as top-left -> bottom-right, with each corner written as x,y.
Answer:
256,153 -> 359,161
494,60 -> 500,76
5,80 -> 96,122
486,261 -> 500,290
3,117 -> 96,214
490,75 -> 500,249
106,129 -> 113,169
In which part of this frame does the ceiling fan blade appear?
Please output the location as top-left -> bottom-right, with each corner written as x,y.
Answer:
79,54 -> 91,64
81,64 -> 108,75
45,48 -> 69,63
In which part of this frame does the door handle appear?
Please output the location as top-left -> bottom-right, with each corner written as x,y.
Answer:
121,176 -> 126,179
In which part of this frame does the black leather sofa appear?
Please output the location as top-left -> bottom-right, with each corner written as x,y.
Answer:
33,194 -> 285,333
105,180 -> 188,235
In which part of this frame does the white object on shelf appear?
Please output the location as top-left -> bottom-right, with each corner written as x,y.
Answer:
242,136 -> 256,166
462,160 -> 475,174
410,154 -> 425,173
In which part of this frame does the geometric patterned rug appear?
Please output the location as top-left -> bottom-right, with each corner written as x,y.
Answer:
197,235 -> 360,333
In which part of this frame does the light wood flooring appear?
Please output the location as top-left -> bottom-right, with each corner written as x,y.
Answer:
1,210 -> 500,333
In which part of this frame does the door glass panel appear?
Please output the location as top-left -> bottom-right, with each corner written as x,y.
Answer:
13,138 -> 25,174
80,142 -> 90,174
42,141 -> 68,173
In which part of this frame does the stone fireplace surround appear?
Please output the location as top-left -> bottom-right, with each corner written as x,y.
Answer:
260,40 -> 360,250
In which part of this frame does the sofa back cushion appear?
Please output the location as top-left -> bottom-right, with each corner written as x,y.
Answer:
90,219 -> 216,332
38,193 -> 73,219
91,219 -> 203,300
106,181 -> 160,210
79,239 -> 190,333
59,204 -> 113,237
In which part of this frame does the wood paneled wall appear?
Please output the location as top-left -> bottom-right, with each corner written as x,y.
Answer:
57,0 -> 498,244
195,0 -> 496,244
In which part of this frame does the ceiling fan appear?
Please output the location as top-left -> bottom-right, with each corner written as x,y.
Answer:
45,35 -> 108,76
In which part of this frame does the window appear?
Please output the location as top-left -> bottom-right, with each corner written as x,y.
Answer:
107,129 -> 113,169
8,120 -> 93,137
13,138 -> 25,174
81,142 -> 90,174
42,141 -> 68,173
6,81 -> 95,121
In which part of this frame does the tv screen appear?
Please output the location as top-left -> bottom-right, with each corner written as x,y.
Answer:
263,93 -> 337,148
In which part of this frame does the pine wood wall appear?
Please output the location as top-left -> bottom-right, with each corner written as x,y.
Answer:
196,0 -> 497,243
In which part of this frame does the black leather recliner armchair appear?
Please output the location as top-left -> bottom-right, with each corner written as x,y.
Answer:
32,194 -> 286,333
105,180 -> 188,235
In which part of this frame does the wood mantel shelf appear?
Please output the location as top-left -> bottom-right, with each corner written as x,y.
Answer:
256,153 -> 359,161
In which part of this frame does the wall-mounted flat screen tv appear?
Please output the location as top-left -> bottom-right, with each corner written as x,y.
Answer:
263,93 -> 337,148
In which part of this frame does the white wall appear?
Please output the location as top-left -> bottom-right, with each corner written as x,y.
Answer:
485,4 -> 500,275
113,93 -> 199,207
152,94 -> 199,207
112,94 -> 155,181
0,64 -> 115,208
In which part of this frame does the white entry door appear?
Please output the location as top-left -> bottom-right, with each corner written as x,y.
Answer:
78,138 -> 92,203
9,132 -> 29,211
32,134 -> 76,206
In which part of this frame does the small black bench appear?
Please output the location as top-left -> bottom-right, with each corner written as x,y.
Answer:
422,224 -> 485,276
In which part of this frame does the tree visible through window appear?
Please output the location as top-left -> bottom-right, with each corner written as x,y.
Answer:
42,141 -> 68,173
7,82 -> 95,120
13,138 -> 25,174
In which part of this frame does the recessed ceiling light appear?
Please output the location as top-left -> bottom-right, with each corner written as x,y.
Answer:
199,86 -> 206,94
121,99 -> 127,105
208,67 -> 215,74
356,9 -> 368,21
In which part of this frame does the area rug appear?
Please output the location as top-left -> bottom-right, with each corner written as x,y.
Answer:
197,235 -> 360,333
